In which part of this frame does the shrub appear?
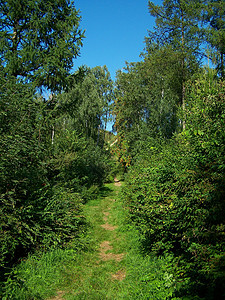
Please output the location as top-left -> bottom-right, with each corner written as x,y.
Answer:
122,75 -> 225,299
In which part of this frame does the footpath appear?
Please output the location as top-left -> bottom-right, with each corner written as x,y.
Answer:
2,178 -> 174,299
49,178 -> 174,300
51,178 -> 129,299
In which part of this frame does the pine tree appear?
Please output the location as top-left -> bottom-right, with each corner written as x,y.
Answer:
0,0 -> 84,92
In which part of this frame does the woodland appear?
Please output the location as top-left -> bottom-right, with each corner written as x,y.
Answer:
0,0 -> 224,299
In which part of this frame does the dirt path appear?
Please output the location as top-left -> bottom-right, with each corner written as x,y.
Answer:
98,179 -> 125,277
98,178 -> 126,281
47,177 -> 172,299
114,177 -> 122,187
50,178 -> 126,299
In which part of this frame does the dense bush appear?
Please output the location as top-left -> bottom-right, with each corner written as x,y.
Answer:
0,73 -> 112,278
49,130 -> 111,198
0,76 -> 45,268
122,74 -> 225,299
0,185 -> 85,267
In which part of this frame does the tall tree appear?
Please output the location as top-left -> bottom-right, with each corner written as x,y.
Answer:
114,62 -> 146,166
0,0 -> 84,92
114,50 -> 179,166
59,66 -> 114,143
203,0 -> 225,78
147,0 -> 202,128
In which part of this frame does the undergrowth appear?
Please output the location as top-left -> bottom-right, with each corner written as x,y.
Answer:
2,248 -> 78,300
114,190 -> 179,300
1,181 -> 180,299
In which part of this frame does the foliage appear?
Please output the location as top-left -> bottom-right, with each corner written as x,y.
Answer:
147,0 -> 203,118
2,182 -> 178,299
0,0 -> 84,92
48,129 -> 112,200
1,0 -> 225,299
2,248 -> 79,300
114,193 -> 179,300
59,65 -> 114,142
113,3 -> 225,298
147,0 -> 203,58
122,73 -> 225,299
0,0 -> 115,297
0,74 -> 46,268
113,49 -> 181,167
0,65 -> 113,290
202,0 -> 225,78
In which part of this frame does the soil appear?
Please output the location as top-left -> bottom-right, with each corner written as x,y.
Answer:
114,177 -> 122,187
100,223 -> 118,231
48,291 -> 65,300
111,270 -> 126,281
103,212 -> 110,216
99,240 -> 124,262
103,216 -> 108,222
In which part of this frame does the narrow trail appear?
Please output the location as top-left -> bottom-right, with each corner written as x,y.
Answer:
51,178 -> 128,299
48,177 -> 173,299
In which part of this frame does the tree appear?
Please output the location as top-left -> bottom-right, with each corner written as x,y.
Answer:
114,50 -> 181,166
0,69 -> 112,272
59,66 -> 114,143
203,0 -> 225,78
0,0 -> 84,92
142,45 -> 183,137
91,65 -> 114,138
114,62 -> 147,167
121,70 -> 225,298
147,0 -> 202,128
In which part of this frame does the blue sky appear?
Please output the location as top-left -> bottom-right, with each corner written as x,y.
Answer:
72,0 -> 161,131
73,0 -> 162,79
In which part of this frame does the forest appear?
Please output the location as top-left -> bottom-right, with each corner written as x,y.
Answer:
0,0 -> 224,299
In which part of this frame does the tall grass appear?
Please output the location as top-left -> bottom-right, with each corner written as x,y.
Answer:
2,248 -> 78,300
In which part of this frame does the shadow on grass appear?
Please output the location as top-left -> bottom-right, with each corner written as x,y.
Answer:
98,185 -> 113,198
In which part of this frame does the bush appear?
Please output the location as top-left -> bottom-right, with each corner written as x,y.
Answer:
122,75 -> 225,299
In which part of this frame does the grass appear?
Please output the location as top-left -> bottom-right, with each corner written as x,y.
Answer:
2,248 -> 79,299
2,181 -> 178,300
62,182 -> 128,299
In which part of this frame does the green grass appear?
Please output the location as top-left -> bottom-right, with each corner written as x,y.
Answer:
2,248 -> 79,299
62,182 -> 127,299
2,181 -> 179,300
